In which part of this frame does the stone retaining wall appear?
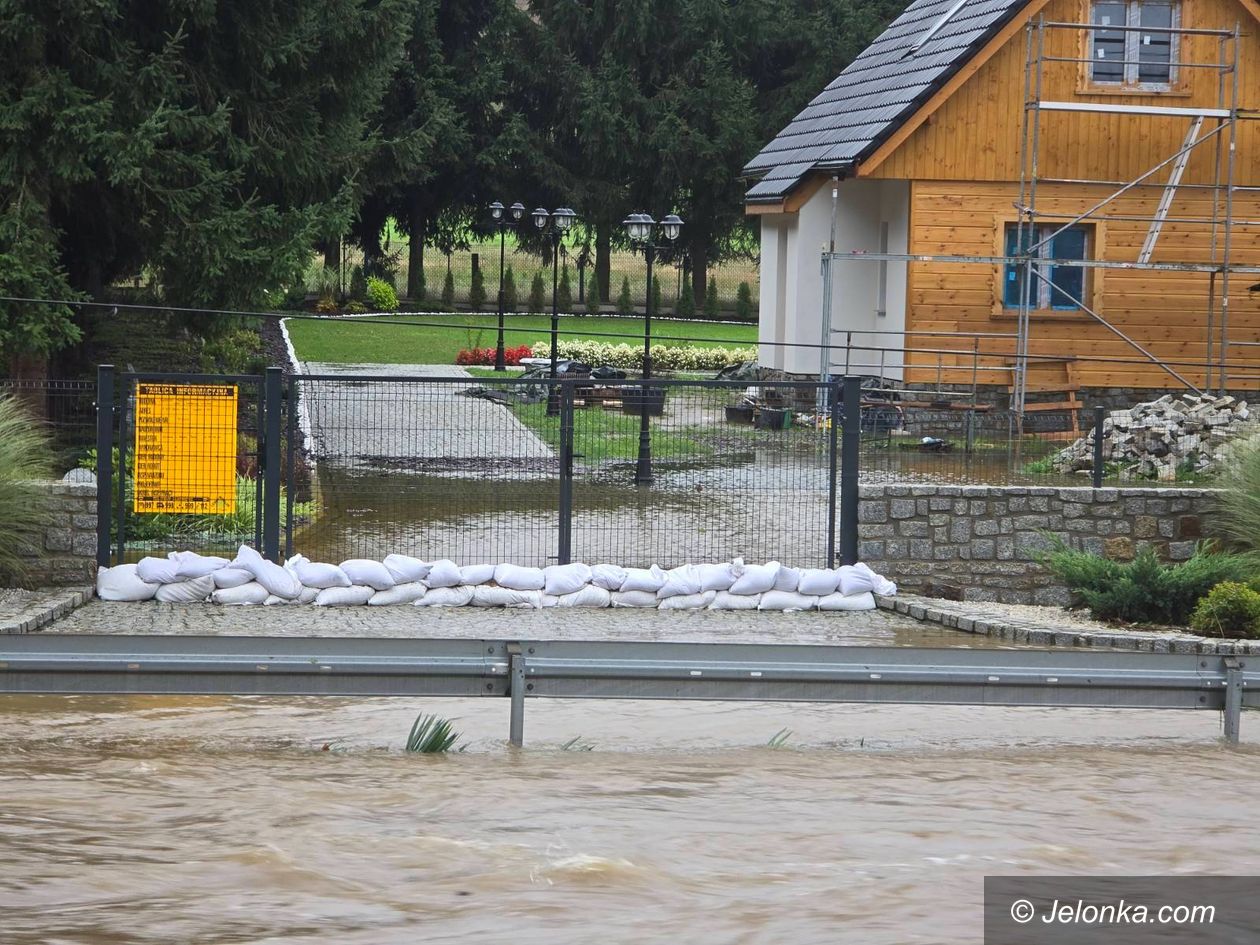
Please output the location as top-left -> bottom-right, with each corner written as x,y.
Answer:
14,482 -> 97,587
857,485 -> 1217,605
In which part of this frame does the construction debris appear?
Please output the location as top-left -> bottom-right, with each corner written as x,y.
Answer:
1053,393 -> 1253,480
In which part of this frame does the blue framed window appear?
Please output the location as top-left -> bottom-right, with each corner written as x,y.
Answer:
1004,224 -> 1090,311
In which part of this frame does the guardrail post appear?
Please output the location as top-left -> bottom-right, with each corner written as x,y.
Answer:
839,375 -> 861,565
95,365 -> 115,567
1224,657 -> 1244,745
507,642 -> 526,747
263,367 -> 282,562
1092,405 -> 1106,488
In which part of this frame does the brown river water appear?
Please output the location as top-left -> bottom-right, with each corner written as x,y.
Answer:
1,688 -> 1256,945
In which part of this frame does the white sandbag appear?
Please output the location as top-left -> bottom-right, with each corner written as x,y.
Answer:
96,564 -> 159,602
383,554 -> 430,584
854,562 -> 897,596
339,559 -> 395,591
554,585 -> 612,608
265,586 -> 319,605
540,594 -> 560,607
696,561 -> 739,592
171,551 -> 231,580
425,559 -> 463,588
155,575 -> 215,603
136,556 -> 183,585
287,556 -> 351,590
658,590 -> 716,610
619,565 -> 666,594
368,583 -> 427,606
656,565 -> 703,599
414,585 -> 475,607
708,591 -> 761,610
729,561 -> 780,596
212,567 -> 255,589
818,591 -> 876,611
544,562 -> 592,596
212,582 -> 269,605
230,544 -> 302,599
493,563 -> 545,590
773,567 -> 801,592
758,590 -> 818,612
315,585 -> 374,607
837,565 -> 876,597
460,563 -> 496,585
231,544 -> 265,571
797,568 -> 840,596
610,590 -> 660,608
589,564 -> 627,591
471,585 -> 542,608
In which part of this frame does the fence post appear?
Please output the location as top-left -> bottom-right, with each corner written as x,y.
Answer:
95,365 -> 115,567
839,375 -> 862,566
285,374 -> 296,559
1092,404 -> 1106,489
826,381 -> 840,568
263,368 -> 282,562
557,382 -> 574,565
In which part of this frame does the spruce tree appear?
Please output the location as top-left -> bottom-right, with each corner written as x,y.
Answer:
557,264 -> 573,313
528,272 -> 547,315
586,272 -> 602,316
705,275 -> 720,318
677,278 -> 696,319
735,281 -> 754,320
503,265 -> 518,313
470,266 -> 486,311
441,269 -> 456,309
617,277 -> 634,317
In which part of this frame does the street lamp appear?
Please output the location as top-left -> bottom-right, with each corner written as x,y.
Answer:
489,200 -> 526,371
622,211 -> 684,486
534,207 -> 577,414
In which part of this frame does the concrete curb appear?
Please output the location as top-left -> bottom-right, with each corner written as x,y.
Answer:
0,587 -> 94,635
876,593 -> 1260,655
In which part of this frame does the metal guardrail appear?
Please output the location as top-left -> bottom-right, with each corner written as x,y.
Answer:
0,636 -> 1252,745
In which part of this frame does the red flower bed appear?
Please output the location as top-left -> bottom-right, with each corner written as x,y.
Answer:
456,344 -> 532,366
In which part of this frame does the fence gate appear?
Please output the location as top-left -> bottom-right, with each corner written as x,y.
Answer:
95,366 -> 272,566
283,372 -> 563,567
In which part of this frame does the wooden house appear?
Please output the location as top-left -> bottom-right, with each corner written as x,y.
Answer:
743,0 -> 1260,402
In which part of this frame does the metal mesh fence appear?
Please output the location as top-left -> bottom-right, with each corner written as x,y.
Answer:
0,378 -> 98,475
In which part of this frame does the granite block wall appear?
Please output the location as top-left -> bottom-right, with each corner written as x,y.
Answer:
12,481 -> 97,587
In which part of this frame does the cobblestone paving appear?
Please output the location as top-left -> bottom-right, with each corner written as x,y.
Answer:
0,587 -> 93,634
45,599 -> 999,647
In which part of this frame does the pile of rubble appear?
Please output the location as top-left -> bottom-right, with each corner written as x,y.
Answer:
1053,393 -> 1253,480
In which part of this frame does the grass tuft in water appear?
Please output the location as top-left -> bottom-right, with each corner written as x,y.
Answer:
767,728 -> 793,749
406,714 -> 460,753
559,736 -> 595,752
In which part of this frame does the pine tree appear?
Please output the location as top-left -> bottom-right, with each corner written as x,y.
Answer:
528,272 -> 547,315
617,276 -> 634,317
503,265 -> 518,313
705,275 -> 720,318
677,278 -> 696,319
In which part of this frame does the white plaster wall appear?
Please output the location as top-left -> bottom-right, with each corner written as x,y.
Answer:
756,179 -> 910,378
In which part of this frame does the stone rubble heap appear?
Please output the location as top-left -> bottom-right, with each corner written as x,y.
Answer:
1053,393 -> 1252,480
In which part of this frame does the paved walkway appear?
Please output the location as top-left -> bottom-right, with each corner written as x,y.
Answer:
297,363 -> 552,469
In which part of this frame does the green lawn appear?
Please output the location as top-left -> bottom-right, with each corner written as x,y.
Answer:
284,313 -> 757,364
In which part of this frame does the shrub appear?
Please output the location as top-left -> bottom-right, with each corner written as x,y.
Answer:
344,300 -> 368,314
528,271 -> 547,315
1041,541 -> 1255,625
1190,582 -> 1260,638
558,264 -> 573,313
1209,434 -> 1260,558
502,265 -> 518,313
0,395 -> 52,583
314,296 -> 339,314
529,339 -> 755,372
677,277 -> 695,317
406,713 -> 460,753
349,265 -> 367,302
586,272 -> 602,315
441,269 -> 455,309
469,265 -> 486,312
455,344 -> 532,366
365,276 -> 398,312
704,275 -> 720,318
736,281 -> 754,320
616,276 -> 634,316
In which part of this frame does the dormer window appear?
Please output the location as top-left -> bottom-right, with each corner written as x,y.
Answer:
1090,1 -> 1179,89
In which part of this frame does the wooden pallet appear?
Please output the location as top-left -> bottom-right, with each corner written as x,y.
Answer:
1007,358 -> 1082,441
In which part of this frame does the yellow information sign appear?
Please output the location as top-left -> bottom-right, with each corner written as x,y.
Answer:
133,383 -> 239,514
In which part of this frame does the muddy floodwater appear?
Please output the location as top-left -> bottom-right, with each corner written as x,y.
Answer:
1,690 -> 1255,944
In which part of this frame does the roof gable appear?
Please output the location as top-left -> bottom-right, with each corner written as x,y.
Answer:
743,0 -> 1032,202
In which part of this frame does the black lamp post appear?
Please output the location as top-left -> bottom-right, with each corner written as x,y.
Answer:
622,211 -> 684,486
489,200 -> 526,371
533,207 -> 577,415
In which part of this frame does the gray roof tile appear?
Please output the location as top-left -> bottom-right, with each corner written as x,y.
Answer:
743,0 -> 1030,200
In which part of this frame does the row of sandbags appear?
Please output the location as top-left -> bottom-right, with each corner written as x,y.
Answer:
96,548 -> 896,611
